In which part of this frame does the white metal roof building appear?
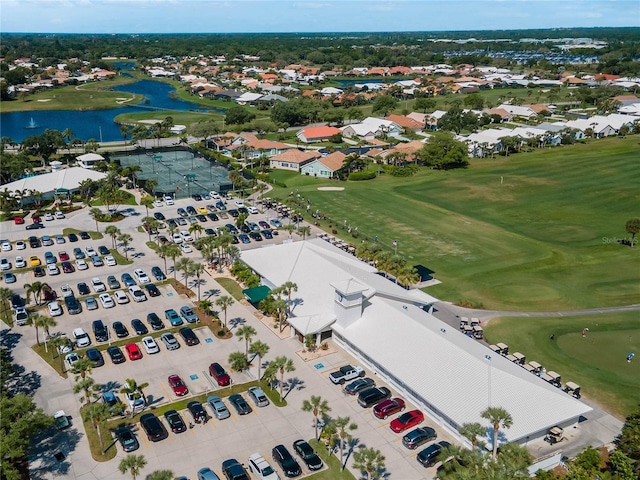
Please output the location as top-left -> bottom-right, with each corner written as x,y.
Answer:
241,238 -> 592,447
1,167 -> 107,201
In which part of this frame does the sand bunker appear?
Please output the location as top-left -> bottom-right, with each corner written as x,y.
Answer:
317,187 -> 345,191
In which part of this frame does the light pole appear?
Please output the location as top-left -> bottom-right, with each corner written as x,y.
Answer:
485,354 -> 492,406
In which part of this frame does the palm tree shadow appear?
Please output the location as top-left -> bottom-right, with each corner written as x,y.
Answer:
228,317 -> 246,329
6,362 -> 42,397
344,437 -> 363,470
203,288 -> 221,298
29,425 -> 82,479
282,377 -> 305,400
189,278 -> 206,291
100,380 -> 122,393
0,328 -> 22,351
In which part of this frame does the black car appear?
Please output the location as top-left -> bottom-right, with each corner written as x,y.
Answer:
204,228 -> 217,236
402,426 -> 437,450
344,377 -> 376,395
166,218 -> 177,227
231,235 -> 239,244
26,223 -> 45,230
272,444 -> 301,478
238,207 -> 248,215
140,413 -> 168,442
147,312 -> 164,330
207,212 -> 219,221
164,409 -> 187,433
68,233 -> 79,242
249,231 -> 263,241
187,401 -> 207,424
28,236 -> 41,248
77,282 -> 90,296
195,214 -> 207,223
192,194 -> 202,201
293,439 -> 323,471
85,348 -> 105,367
417,441 -> 451,468
222,458 -> 250,480
33,266 -> 45,277
114,426 -> 139,452
240,223 -> 251,233
228,209 -> 239,218
153,212 -> 165,221
145,283 -> 161,297
61,261 -> 75,273
131,318 -> 148,335
151,266 -> 166,281
177,208 -> 187,217
179,327 -> 199,346
186,206 -> 197,215
92,320 -> 108,342
98,245 -> 110,255
357,387 -> 391,408
79,231 -> 90,240
107,345 -> 125,364
65,295 -> 82,315
229,394 -> 252,415
112,321 -> 129,338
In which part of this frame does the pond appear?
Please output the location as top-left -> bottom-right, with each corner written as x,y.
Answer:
0,80 -> 219,143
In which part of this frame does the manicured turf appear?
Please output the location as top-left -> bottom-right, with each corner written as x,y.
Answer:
270,136 -> 640,311
484,311 -> 640,418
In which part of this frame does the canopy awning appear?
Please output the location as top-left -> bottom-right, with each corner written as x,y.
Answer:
242,285 -> 271,304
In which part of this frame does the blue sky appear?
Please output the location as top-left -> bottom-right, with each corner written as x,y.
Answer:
1,0 -> 638,34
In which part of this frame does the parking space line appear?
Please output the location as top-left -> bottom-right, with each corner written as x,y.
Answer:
140,428 -> 150,448
160,383 -> 173,402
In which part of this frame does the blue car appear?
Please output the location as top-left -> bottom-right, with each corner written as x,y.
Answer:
164,309 -> 183,326
238,234 -> 251,244
121,272 -> 136,287
44,251 -> 56,264
180,305 -> 199,323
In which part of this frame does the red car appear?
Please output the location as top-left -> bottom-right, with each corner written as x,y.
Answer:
125,343 -> 142,361
208,362 -> 231,386
32,215 -> 42,223
14,216 -> 24,225
373,398 -> 405,419
390,410 -> 424,433
58,251 -> 70,261
168,374 -> 188,397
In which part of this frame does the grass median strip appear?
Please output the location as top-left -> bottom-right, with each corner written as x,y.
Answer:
308,439 -> 356,480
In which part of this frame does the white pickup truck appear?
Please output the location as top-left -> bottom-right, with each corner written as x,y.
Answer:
329,365 -> 365,385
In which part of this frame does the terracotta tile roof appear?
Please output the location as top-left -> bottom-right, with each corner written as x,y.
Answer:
299,126 -> 341,140
366,138 -> 390,147
271,149 -> 321,164
317,151 -> 346,171
385,114 -> 424,129
487,107 -> 511,119
529,104 -> 551,113
595,73 -> 621,81
613,95 -> 639,101
389,140 -> 425,155
260,73 -> 279,80
302,90 -> 317,97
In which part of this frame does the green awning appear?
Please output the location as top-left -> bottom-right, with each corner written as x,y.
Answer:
242,285 -> 271,304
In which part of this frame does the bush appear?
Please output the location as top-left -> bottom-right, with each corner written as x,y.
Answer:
390,165 -> 418,177
348,171 -> 377,181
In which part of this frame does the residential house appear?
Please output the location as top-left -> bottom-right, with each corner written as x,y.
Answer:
341,117 -> 401,140
385,114 -> 425,132
225,133 -> 291,159
270,149 -> 321,171
235,92 -> 263,105
296,126 -> 342,143
300,152 -> 347,178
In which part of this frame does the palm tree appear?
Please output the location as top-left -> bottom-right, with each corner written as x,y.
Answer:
23,281 -> 45,305
140,195 -> 154,217
334,416 -> 358,469
215,295 -> 234,330
118,232 -> 133,260
228,351 -> 249,372
73,376 -> 100,404
119,454 -> 147,480
236,325 -> 257,356
89,207 -> 102,232
272,298 -> 288,332
271,356 -> 295,402
189,222 -> 203,240
235,212 -> 248,230
156,244 -> 172,273
191,263 -> 205,301
459,422 -> 486,450
481,406 -> 513,459
145,178 -> 158,197
353,447 -> 386,480
279,281 -> 298,315
249,340 -> 269,380
82,401 -> 111,453
70,357 -> 94,379
284,223 -> 296,238
49,336 -> 67,372
297,226 -> 311,239
145,470 -> 174,480
142,217 -> 161,242
26,313 -> 46,346
165,243 -> 182,281
120,125 -> 131,145
175,257 -> 194,288
104,225 -> 121,249
35,315 -> 57,352
120,378 -> 149,416
0,287 -> 13,320
123,164 -> 143,188
301,395 -> 332,441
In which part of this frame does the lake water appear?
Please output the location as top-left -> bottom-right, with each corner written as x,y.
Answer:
0,80 -> 217,143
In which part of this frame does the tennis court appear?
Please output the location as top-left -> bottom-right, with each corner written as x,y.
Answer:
113,148 -> 233,199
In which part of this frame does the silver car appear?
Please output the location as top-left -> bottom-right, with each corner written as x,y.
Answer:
206,395 -> 230,420
247,387 -> 270,407
160,333 -> 180,351
85,296 -> 98,310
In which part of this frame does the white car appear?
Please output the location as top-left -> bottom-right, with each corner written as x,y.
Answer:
73,327 -> 91,347
46,263 -> 60,275
247,206 -> 258,214
172,233 -> 183,244
133,269 -> 150,284
0,258 -> 10,271
179,242 -> 192,254
1,242 -> 12,251
60,284 -> 74,298
163,195 -> 175,206
15,256 -> 26,268
179,230 -> 193,242
113,290 -> 129,304
85,246 -> 96,257
104,255 -> 117,266
55,211 -> 65,219
248,453 -> 279,480
234,199 -> 245,207
141,336 -> 159,354
76,259 -> 88,270
99,293 -> 115,308
91,277 -> 106,292
65,353 -> 80,370
153,199 -> 163,207
15,241 -> 26,250
44,213 -> 54,221
48,301 -> 63,317
128,285 -> 147,302
209,191 -> 221,199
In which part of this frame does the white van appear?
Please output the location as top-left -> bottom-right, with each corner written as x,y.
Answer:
163,195 -> 175,206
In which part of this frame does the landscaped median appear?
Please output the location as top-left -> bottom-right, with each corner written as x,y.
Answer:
84,378 -> 286,461
307,439 -> 356,480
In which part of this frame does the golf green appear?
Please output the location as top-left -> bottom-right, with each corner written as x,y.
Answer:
484,312 -> 640,417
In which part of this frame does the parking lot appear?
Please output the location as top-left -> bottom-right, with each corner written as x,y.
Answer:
3,196 -> 452,479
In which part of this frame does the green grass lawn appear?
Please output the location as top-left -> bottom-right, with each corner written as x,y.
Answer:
484,311 -> 640,418
268,136 -> 640,311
